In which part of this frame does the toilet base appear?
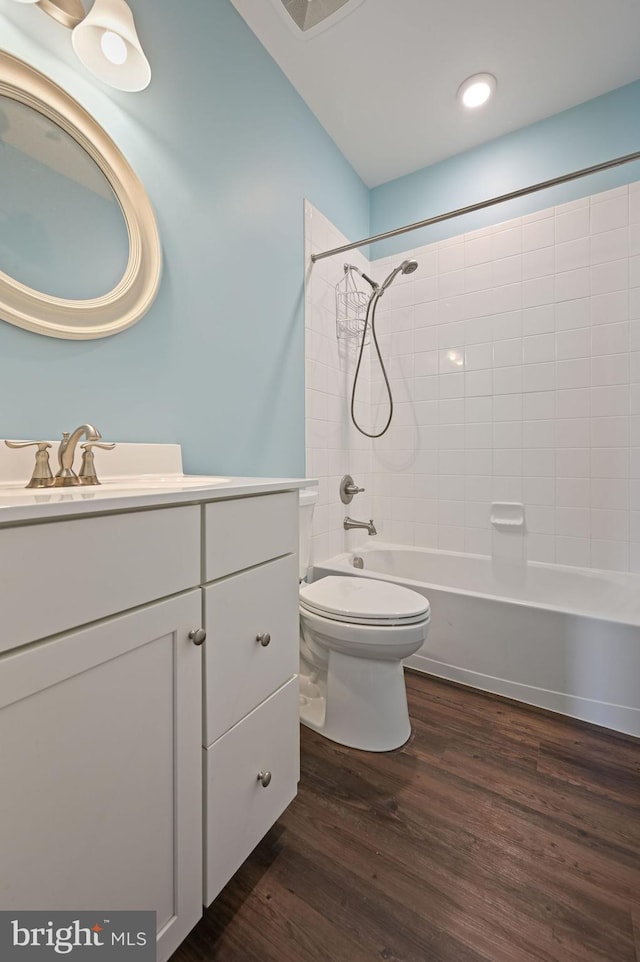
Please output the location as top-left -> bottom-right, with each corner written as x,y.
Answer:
299,650 -> 411,752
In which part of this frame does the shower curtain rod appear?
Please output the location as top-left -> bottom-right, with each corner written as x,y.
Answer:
310,149 -> 640,262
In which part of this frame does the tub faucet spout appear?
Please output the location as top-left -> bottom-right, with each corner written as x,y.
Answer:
344,516 -> 377,536
55,423 -> 101,486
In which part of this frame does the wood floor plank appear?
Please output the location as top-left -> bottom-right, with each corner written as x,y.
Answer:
289,739 -> 635,962
435,736 -> 640,864
180,825 -> 376,962
284,782 -> 567,962
255,819 -> 492,962
537,737 -> 640,807
473,793 -> 640,914
633,905 -> 640,962
406,671 -> 550,749
171,672 -> 640,962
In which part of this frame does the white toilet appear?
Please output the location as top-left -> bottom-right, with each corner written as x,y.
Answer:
298,489 -> 430,752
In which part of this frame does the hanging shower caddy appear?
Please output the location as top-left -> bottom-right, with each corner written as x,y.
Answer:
335,264 -> 370,342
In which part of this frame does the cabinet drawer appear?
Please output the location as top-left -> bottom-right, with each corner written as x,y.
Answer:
204,491 -> 297,581
203,553 -> 299,746
203,677 -> 299,906
0,506 -> 201,653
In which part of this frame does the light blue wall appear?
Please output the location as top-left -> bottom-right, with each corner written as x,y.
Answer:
0,0 -> 369,476
2,1 -> 640,478
370,80 -> 640,260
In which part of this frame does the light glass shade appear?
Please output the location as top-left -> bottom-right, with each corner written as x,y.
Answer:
71,0 -> 150,92
10,1 -> 40,4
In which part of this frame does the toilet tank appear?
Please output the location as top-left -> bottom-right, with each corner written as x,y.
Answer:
298,487 -> 318,581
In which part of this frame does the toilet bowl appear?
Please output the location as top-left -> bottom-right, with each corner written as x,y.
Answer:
297,495 -> 430,752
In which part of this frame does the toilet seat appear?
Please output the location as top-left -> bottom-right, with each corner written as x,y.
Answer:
299,575 -> 430,627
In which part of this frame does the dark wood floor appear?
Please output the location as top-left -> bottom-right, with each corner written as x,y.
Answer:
172,672 -> 640,962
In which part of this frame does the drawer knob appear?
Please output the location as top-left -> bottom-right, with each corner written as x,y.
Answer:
256,632 -> 271,647
257,771 -> 272,788
189,628 -> 207,646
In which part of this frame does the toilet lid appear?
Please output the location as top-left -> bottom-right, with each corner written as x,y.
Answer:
300,576 -> 430,626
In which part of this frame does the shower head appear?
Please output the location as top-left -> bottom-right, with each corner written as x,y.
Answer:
378,259 -> 419,294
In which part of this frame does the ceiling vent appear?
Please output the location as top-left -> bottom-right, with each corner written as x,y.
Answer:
277,0 -> 365,38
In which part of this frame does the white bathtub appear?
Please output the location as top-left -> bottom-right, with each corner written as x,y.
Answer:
312,544 -> 640,737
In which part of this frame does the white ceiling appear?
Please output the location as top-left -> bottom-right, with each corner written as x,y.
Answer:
229,0 -> 640,188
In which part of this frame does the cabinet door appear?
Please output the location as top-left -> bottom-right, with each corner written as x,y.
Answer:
204,677 -> 299,906
0,591 -> 203,962
203,553 -> 299,745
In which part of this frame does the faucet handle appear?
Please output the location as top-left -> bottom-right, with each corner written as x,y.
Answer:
81,442 -> 116,451
4,439 -> 50,449
4,440 -> 55,489
340,474 -> 365,504
78,441 -> 116,486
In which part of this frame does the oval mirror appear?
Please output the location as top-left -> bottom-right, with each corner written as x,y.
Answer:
0,51 -> 161,339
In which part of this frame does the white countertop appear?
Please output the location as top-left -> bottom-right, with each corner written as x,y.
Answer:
0,441 -> 315,524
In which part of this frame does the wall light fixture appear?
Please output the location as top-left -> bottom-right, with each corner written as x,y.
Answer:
10,0 -> 151,92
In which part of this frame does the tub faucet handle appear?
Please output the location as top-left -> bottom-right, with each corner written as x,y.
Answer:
4,439 -> 55,489
340,474 -> 365,504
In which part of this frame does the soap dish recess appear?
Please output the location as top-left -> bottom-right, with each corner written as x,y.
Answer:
490,502 -> 524,528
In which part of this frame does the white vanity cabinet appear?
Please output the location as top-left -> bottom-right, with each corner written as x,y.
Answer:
0,479 -> 303,962
202,491 -> 300,905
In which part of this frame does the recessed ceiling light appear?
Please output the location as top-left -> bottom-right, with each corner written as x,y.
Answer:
457,73 -> 497,109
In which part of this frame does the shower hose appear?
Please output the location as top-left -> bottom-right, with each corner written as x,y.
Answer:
350,289 -> 394,438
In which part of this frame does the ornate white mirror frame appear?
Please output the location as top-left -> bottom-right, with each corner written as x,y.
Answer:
0,50 -> 161,339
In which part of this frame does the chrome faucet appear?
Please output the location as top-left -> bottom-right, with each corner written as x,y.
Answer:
55,424 -> 102,486
344,516 -> 377,536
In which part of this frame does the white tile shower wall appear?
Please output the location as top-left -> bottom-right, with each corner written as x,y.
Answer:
304,201 -> 374,566
367,181 -> 640,572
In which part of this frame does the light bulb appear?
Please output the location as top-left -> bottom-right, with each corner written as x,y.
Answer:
100,30 -> 128,65
457,73 -> 497,110
463,82 -> 490,108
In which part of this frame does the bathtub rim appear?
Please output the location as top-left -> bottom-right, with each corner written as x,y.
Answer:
312,542 -> 640,629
